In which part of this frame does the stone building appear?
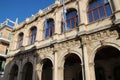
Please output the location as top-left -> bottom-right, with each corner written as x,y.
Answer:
0,20 -> 13,79
4,0 -> 120,80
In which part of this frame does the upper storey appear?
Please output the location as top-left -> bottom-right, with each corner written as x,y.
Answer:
0,20 -> 13,57
9,0 -> 120,54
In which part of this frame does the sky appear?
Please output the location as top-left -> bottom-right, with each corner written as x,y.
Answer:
0,0 -> 55,24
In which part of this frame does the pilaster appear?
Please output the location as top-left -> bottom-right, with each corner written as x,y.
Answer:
89,62 -> 95,80
82,44 -> 91,80
53,51 -> 58,80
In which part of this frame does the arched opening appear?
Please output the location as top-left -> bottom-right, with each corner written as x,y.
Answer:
9,64 -> 18,80
44,18 -> 54,38
87,0 -> 112,23
62,8 -> 78,32
22,62 -> 33,80
0,56 -> 5,72
64,53 -> 82,80
94,46 -> 120,80
29,27 -> 37,45
42,58 -> 53,80
17,32 -> 24,48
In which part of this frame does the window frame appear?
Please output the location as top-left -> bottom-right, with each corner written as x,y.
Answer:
44,19 -> 55,38
17,33 -> 24,48
62,9 -> 78,32
29,27 -> 37,45
87,0 -> 112,23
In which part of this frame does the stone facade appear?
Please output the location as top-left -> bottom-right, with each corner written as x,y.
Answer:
0,25 -> 12,79
4,0 -> 120,80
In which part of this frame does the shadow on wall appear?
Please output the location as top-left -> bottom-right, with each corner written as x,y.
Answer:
2,46 -> 40,80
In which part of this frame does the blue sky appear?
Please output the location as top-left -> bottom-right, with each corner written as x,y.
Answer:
0,0 -> 55,23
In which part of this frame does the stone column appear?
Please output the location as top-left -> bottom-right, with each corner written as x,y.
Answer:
82,45 -> 91,80
110,0 -> 120,21
53,52 -> 58,80
33,57 -> 37,80
36,64 -> 42,80
81,63 -> 85,80
89,62 -> 95,80
112,0 -> 120,11
58,67 -> 64,80
17,60 -> 22,80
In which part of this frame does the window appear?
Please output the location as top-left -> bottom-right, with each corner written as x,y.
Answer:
8,33 -> 12,40
29,27 -> 37,44
0,59 -> 5,72
0,32 -> 3,38
60,0 -> 66,4
17,33 -> 24,48
62,9 -> 78,32
87,0 -> 112,23
45,19 -> 54,38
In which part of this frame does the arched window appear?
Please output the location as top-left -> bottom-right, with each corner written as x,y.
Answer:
64,53 -> 82,80
9,64 -> 18,80
29,27 -> 37,44
22,62 -> 33,80
45,18 -> 54,38
87,0 -> 112,23
0,57 -> 5,72
95,67 -> 106,80
42,59 -> 53,80
62,8 -> 78,32
17,32 -> 24,48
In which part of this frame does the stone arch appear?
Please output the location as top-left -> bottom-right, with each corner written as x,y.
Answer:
26,23 -> 38,30
29,26 -> 37,31
15,32 -> 24,38
41,58 -> 53,80
9,64 -> 19,80
90,43 -> 120,63
38,54 -> 54,72
22,56 -> 34,69
28,26 -> 37,36
8,61 -> 19,73
91,43 -> 120,80
14,30 -> 24,38
21,62 -> 33,80
58,50 -> 82,67
67,8 -> 78,13
64,53 -> 82,80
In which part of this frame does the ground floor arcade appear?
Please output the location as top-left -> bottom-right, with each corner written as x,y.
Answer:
4,44 -> 120,80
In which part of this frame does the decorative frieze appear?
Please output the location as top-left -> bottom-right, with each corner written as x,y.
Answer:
55,40 -> 80,50
84,30 -> 118,43
14,51 -> 35,61
38,47 -> 53,54
37,40 -> 80,55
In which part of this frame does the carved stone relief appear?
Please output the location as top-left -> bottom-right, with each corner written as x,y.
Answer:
84,30 -> 118,43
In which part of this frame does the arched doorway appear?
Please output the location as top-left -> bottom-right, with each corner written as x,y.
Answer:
42,58 -> 53,80
9,64 -> 18,80
22,62 -> 33,80
94,46 -> 120,80
64,53 -> 82,80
